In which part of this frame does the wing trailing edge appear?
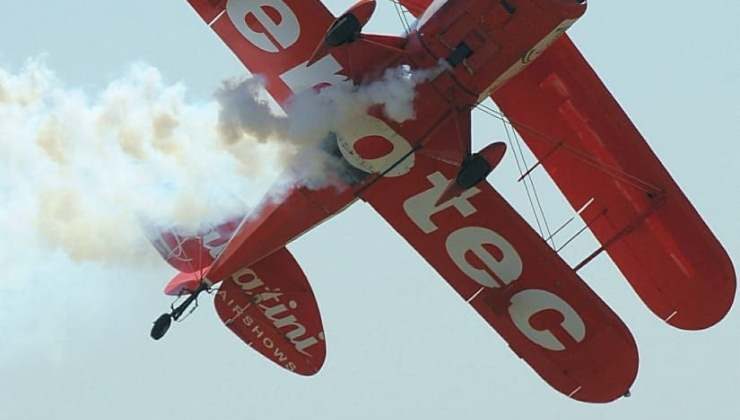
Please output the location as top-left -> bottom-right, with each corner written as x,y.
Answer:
492,34 -> 736,330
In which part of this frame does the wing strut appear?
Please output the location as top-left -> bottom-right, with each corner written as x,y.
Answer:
474,102 -> 662,195
474,100 -> 671,273
571,196 -> 664,272
390,0 -> 414,33
476,102 -> 554,245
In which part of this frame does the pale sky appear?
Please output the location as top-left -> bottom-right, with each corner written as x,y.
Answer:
1,1 -> 738,419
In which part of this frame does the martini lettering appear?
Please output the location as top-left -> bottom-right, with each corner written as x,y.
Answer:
229,267 -> 322,355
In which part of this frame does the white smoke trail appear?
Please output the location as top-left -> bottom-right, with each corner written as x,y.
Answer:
0,59 -> 441,270
319,63 -> 446,123
0,58 -> 441,368
216,64 -> 441,143
215,62 -> 446,188
0,60 -> 281,266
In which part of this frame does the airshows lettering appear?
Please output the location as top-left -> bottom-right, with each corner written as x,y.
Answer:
217,267 -> 324,372
403,172 -> 587,351
222,309 -> 299,372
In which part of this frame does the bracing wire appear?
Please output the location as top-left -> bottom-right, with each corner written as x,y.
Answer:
474,102 -> 661,194
512,128 -> 555,246
479,101 -> 556,244
499,110 -> 547,239
388,0 -> 413,34
384,0 -> 658,251
474,100 -> 667,248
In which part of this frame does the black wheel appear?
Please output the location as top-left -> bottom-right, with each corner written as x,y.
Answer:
456,154 -> 493,189
150,313 -> 172,340
326,13 -> 362,47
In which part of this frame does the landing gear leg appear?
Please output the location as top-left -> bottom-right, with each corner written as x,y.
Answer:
150,282 -> 210,340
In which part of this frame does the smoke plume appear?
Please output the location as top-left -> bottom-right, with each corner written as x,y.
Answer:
213,62 -> 445,188
0,59 -> 441,270
0,60 -> 276,265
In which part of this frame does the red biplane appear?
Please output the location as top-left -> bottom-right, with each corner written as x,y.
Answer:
148,0 -> 736,403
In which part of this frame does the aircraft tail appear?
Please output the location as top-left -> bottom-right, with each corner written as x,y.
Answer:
145,217 -> 243,275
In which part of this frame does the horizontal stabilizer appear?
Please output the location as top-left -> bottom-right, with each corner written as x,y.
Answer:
214,247 -> 326,376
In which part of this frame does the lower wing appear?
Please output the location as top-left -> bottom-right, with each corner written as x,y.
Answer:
359,140 -> 638,403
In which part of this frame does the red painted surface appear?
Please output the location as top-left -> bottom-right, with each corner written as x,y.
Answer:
492,34 -> 736,330
354,135 -> 396,160
187,0 -> 227,23
349,0 -> 377,27
164,269 -> 211,296
215,247 -> 326,376
361,150 -> 638,403
399,0 -> 430,16
163,0 -> 736,398
480,141 -> 507,169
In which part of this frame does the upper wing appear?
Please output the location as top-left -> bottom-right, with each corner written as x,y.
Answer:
188,0 -> 336,106
398,0 -> 431,16
491,35 -> 736,330
359,131 -> 638,403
